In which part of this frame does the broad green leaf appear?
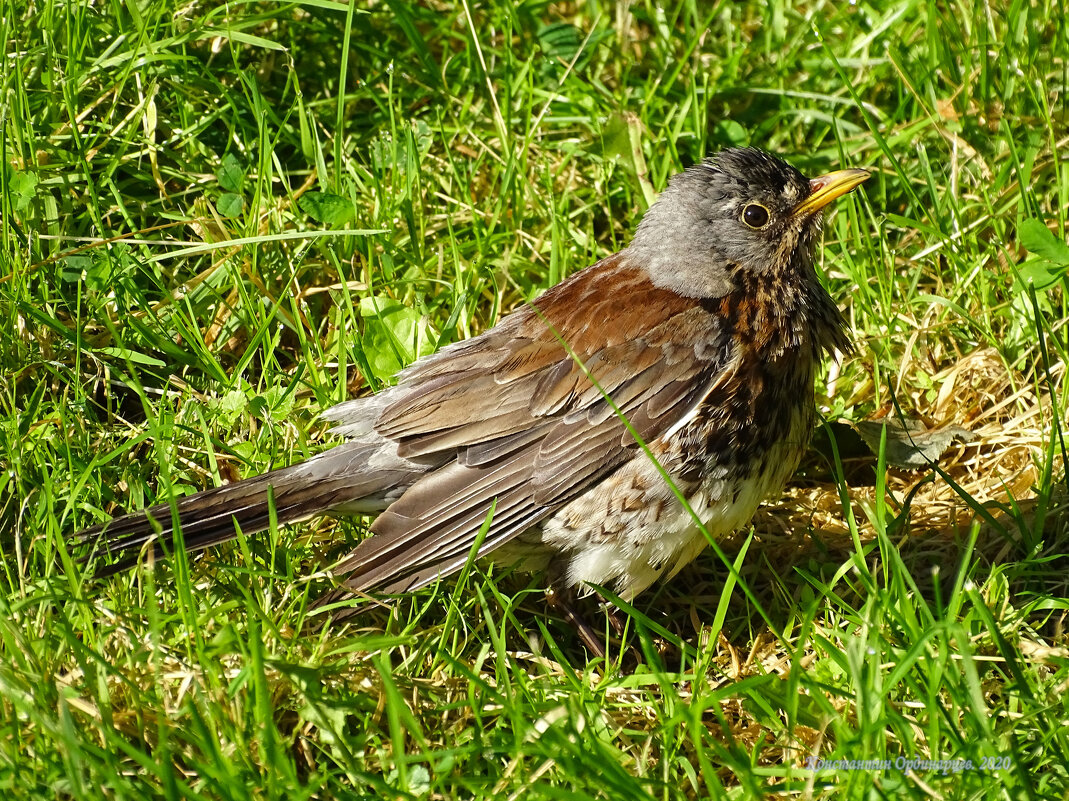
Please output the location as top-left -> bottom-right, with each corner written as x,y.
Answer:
300,192 -> 356,226
217,152 -> 246,193
217,192 -> 244,218
1016,259 -> 1065,291
359,296 -> 437,383
6,166 -> 38,212
1020,218 -> 1069,266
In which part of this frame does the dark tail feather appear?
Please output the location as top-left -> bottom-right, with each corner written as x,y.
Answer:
78,442 -> 421,576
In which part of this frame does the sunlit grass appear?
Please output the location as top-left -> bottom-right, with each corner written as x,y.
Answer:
2,0 -> 1067,798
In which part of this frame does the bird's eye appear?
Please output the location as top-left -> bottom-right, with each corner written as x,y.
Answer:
741,203 -> 770,229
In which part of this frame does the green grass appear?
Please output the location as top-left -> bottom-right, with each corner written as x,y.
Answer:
3,0 -> 1068,798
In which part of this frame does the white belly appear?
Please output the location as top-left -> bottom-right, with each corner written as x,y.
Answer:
539,412 -> 808,599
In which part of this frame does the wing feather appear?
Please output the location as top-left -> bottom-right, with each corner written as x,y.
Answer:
325,253 -> 736,595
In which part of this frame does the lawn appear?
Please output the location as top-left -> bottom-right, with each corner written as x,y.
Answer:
2,0 -> 1068,798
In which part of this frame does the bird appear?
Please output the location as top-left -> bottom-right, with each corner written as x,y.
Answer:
79,148 -> 869,655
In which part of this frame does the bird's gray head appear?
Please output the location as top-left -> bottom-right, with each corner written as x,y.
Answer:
628,148 -> 868,299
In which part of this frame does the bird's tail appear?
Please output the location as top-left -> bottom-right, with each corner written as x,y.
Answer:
78,442 -> 422,576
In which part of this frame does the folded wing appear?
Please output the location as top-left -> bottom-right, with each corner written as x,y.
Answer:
326,253 -> 737,594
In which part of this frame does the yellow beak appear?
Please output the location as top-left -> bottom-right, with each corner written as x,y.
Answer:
794,168 -> 870,217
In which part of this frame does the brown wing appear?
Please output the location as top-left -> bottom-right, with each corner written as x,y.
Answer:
329,252 -> 738,593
